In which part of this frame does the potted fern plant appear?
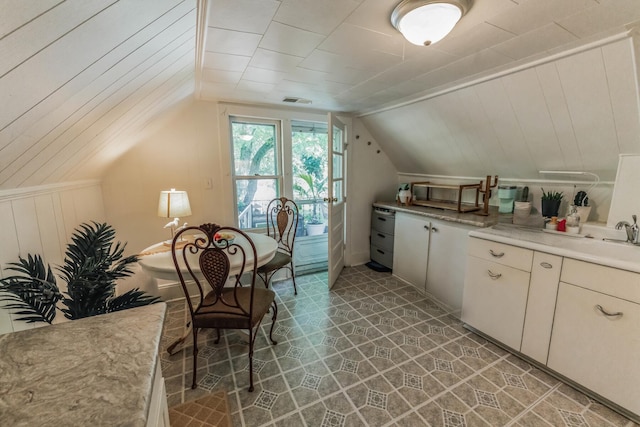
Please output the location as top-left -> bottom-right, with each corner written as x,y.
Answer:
541,188 -> 563,218
0,222 -> 159,324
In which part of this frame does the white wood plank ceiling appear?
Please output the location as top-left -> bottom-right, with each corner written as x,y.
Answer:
2,0 -> 640,190
199,0 -> 640,113
360,37 -> 640,180
0,0 -> 197,188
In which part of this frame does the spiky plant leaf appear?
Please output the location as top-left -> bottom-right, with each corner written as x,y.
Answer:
57,222 -> 140,320
107,288 -> 160,313
0,254 -> 61,323
1,221 -> 157,325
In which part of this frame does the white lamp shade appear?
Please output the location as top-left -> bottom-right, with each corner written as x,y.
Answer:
158,189 -> 191,218
391,1 -> 469,46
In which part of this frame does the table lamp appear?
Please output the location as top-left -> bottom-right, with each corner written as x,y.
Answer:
158,189 -> 191,245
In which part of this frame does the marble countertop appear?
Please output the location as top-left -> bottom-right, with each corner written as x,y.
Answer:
0,303 -> 167,427
374,201 -> 501,228
470,223 -> 640,273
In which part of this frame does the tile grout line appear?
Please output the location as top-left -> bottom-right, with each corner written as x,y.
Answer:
251,282 -> 507,426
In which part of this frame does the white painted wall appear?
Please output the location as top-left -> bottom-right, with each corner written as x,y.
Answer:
101,100 -> 399,268
348,118 -> 399,265
102,100 -> 224,254
0,181 -> 106,334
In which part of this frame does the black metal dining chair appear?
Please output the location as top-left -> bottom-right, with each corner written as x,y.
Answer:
170,223 -> 277,391
257,197 -> 300,295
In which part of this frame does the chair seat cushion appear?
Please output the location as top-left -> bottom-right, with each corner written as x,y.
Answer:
193,287 -> 275,330
257,251 -> 292,273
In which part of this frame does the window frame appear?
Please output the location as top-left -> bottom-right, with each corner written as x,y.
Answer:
229,116 -> 284,232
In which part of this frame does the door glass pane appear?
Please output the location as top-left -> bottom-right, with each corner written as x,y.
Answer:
292,120 -> 328,233
236,179 -> 278,229
332,125 -> 342,152
332,154 -> 342,180
232,122 -> 277,176
333,180 -> 342,202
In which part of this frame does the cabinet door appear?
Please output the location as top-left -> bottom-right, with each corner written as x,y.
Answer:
425,219 -> 474,313
392,212 -> 430,291
548,283 -> 640,415
461,256 -> 531,350
520,252 -> 562,364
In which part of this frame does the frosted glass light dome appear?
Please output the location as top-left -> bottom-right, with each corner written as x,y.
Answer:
391,0 -> 470,46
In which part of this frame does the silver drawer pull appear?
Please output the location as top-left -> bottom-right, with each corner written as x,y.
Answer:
595,304 -> 623,318
487,270 -> 502,280
489,249 -> 504,258
540,262 -> 553,269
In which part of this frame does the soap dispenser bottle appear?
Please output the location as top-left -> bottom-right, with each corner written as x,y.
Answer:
566,205 -> 580,234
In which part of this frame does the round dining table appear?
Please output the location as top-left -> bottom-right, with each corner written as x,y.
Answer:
138,231 -> 278,282
137,231 -> 278,355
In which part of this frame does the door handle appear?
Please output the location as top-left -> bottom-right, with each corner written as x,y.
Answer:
540,262 -> 553,269
377,233 -> 385,238
323,197 -> 338,202
431,227 -> 438,232
323,197 -> 329,202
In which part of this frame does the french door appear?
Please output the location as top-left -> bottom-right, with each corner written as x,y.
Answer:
327,113 -> 346,289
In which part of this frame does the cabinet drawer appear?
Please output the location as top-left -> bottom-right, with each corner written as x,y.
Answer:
548,282 -> 640,415
561,258 -> 640,304
461,256 -> 531,350
371,210 -> 395,235
371,245 -> 393,269
371,230 -> 394,252
468,237 -> 533,272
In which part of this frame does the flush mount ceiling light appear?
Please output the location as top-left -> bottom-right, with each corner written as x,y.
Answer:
391,0 -> 471,46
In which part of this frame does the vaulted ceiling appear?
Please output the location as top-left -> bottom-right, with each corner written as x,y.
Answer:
199,0 -> 640,113
2,0 -> 640,190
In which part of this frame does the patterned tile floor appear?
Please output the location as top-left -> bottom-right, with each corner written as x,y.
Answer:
161,266 -> 638,427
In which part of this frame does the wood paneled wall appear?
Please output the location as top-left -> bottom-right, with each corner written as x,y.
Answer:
361,36 -> 640,183
0,0 -> 196,189
0,181 -> 105,335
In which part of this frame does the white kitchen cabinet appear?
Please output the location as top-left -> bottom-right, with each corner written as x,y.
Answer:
392,212 -> 430,291
147,360 -> 170,427
548,260 -> 640,417
520,252 -> 562,364
393,213 -> 475,311
461,243 -> 532,349
425,218 -> 475,313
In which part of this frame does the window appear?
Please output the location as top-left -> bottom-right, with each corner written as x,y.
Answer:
230,117 -> 282,230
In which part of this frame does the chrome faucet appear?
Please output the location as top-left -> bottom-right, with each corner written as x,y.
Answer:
615,215 -> 640,244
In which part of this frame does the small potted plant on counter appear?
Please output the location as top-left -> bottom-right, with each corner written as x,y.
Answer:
573,190 -> 592,223
541,188 -> 563,218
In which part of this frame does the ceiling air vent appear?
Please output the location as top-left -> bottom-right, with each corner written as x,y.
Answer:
282,97 -> 312,104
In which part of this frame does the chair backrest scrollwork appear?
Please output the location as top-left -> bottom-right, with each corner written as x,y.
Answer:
171,223 -> 258,322
265,197 -> 299,257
